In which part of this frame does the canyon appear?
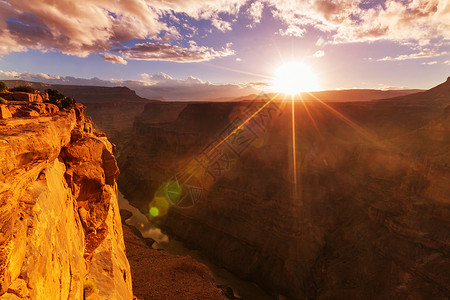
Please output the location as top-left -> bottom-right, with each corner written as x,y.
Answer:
118,78 -> 450,299
0,92 -> 226,299
2,79 -> 449,299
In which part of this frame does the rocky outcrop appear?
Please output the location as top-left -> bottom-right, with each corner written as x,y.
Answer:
0,102 -> 132,299
0,106 -> 11,119
2,81 -> 153,147
1,92 -> 45,103
5,102 -> 59,118
119,79 -> 450,299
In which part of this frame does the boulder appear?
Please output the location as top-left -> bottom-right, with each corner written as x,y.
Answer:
0,105 -> 12,119
12,107 -> 40,118
29,103 -> 59,115
11,92 -> 43,103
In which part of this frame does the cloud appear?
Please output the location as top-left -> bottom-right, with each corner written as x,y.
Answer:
248,82 -> 270,86
421,61 -> 438,65
0,0 -> 243,58
267,0 -> 449,47
444,60 -> 450,65
1,0 -> 448,59
0,70 -> 115,86
1,0 -> 165,57
278,24 -> 306,37
377,51 -> 447,61
117,41 -> 235,62
0,69 -> 260,100
118,72 -> 260,100
247,1 -> 264,26
0,69 -> 21,79
99,53 -> 128,65
211,19 -> 233,32
313,50 -> 325,57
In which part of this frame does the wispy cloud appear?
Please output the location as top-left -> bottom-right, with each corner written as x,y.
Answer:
377,51 -> 447,61
313,50 -> 325,58
117,41 -> 234,62
278,24 -> 306,38
421,61 -> 438,65
247,1 -> 264,27
211,19 -> 233,32
99,53 -> 128,65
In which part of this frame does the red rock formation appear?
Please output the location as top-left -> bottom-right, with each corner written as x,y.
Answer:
2,92 -> 44,103
0,102 -> 132,299
0,105 -> 11,119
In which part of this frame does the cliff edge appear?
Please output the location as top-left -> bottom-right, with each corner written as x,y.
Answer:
0,99 -> 132,299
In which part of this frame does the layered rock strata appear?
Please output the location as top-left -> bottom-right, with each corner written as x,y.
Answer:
119,79 -> 450,299
0,101 -> 132,299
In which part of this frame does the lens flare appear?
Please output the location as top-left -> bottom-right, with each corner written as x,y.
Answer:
149,207 -> 159,217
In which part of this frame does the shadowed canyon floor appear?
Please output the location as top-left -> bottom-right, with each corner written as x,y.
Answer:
120,211 -> 227,300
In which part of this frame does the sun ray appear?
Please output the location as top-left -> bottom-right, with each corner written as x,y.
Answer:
305,92 -> 386,147
203,62 -> 273,80
300,94 -> 322,138
291,94 -> 299,201
181,93 -> 281,184
206,94 -> 279,155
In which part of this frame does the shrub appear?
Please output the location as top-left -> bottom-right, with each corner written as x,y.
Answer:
10,85 -> 35,93
0,81 -> 8,92
83,279 -> 97,296
0,97 -> 7,104
45,89 -> 76,110
46,89 -> 65,102
60,96 -> 76,110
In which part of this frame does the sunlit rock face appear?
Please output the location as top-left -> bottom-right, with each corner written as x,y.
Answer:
119,79 -> 450,299
0,103 -> 132,299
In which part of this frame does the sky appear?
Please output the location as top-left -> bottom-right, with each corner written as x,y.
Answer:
0,0 -> 449,100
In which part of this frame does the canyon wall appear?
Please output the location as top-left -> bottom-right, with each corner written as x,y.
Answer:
119,79 -> 450,299
0,101 -> 132,299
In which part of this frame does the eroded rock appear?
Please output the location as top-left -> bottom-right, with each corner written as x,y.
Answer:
0,105 -> 12,120
0,104 -> 132,299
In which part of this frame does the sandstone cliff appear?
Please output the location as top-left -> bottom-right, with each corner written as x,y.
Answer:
0,100 -> 132,299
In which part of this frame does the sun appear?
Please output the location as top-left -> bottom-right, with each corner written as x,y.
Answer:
272,61 -> 318,95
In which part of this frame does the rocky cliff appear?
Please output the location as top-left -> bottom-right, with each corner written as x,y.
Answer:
3,81 -> 153,147
0,100 -> 132,299
119,79 -> 450,299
